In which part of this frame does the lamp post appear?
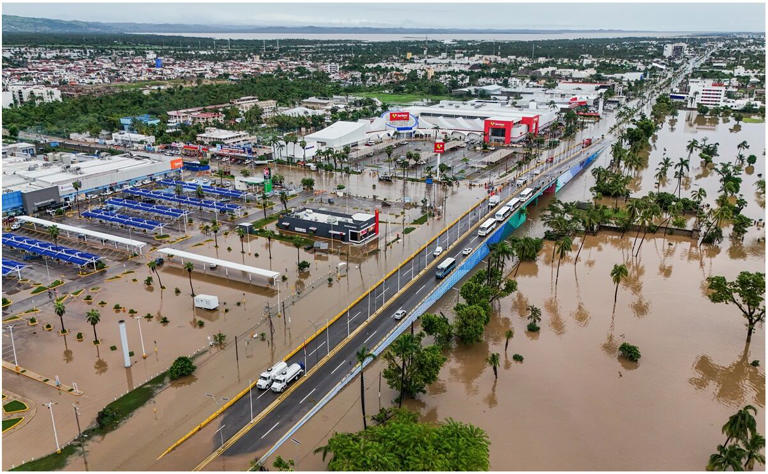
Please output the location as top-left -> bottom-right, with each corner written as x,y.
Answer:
44,402 -> 61,454
136,316 -> 147,359
7,325 -> 18,369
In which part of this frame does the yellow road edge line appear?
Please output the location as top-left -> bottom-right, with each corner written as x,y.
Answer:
161,140 -> 603,461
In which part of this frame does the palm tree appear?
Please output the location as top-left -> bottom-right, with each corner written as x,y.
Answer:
236,226 -> 246,254
260,192 -> 269,220
487,352 -> 500,380
264,230 -> 276,260
48,225 -> 60,247
743,433 -> 765,470
279,191 -> 288,212
299,139 -> 307,162
686,138 -> 699,159
72,180 -> 82,217
673,157 -> 690,198
175,183 -> 183,197
54,301 -> 67,334
722,405 -> 758,447
147,260 -> 164,289
355,346 -> 376,429
634,202 -> 661,257
610,263 -> 629,307
292,236 -> 303,265
504,329 -> 513,353
184,262 -> 195,297
737,140 -> 750,156
86,309 -> 101,344
555,236 -> 573,286
708,443 -> 747,471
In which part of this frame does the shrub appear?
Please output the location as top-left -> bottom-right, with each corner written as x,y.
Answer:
113,304 -> 122,310
76,332 -> 83,339
174,288 -> 181,295
160,316 -> 170,325
144,276 -> 153,286
2,297 -> 10,306
96,406 -> 121,430
110,345 -> 117,351
169,356 -> 196,380
197,320 -> 205,327
298,260 -> 311,272
619,342 -> 641,362
95,260 -> 106,270
751,360 -> 760,367
29,317 -> 37,324
144,313 -> 153,320
512,354 -> 524,362
526,322 -> 540,332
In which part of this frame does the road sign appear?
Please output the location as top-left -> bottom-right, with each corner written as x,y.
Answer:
434,142 -> 445,154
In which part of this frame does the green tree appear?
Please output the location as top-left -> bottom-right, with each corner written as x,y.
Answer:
618,342 -> 641,362
708,444 -> 747,471
504,329 -> 514,353
86,309 -> 101,344
272,456 -> 295,471
72,180 -> 82,217
54,301 -> 67,334
610,263 -> 629,307
706,272 -> 766,344
292,236 -> 304,265
526,304 -> 542,332
454,304 -> 487,344
184,262 -> 196,297
487,352 -> 500,380
236,226 -> 247,254
212,332 -> 226,348
382,333 -> 446,405
48,224 -> 60,248
169,356 -> 196,380
355,346 -> 376,429
420,313 -> 454,349
555,236 -> 573,286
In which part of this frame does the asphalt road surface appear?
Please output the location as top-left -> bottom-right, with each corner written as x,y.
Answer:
189,141 -> 608,468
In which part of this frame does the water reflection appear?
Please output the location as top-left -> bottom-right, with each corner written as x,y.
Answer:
689,345 -> 766,408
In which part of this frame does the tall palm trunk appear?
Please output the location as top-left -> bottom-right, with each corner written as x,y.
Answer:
188,272 -> 195,296
360,372 -> 368,429
398,359 -> 406,408
58,314 -> 66,333
153,269 -> 164,289
613,282 -> 619,306
556,255 -> 562,285
575,231 -> 587,264
92,324 -> 99,343
635,227 -> 649,257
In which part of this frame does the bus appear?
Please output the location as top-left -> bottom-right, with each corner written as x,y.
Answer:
435,257 -> 457,279
478,218 -> 497,237
509,197 -> 522,209
519,187 -> 535,200
494,205 -> 512,223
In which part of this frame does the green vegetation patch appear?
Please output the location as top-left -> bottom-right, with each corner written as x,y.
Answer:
30,286 -> 48,295
3,400 -> 29,413
742,116 -> 764,123
70,289 -> 84,297
403,227 -> 416,235
251,214 -> 279,229
357,91 -> 453,104
11,443 -> 77,470
2,417 -> 23,432
411,214 -> 430,225
94,371 -> 167,435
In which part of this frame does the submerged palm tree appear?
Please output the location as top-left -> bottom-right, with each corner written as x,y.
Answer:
610,264 -> 628,307
147,260 -> 164,289
184,262 -> 196,297
487,352 -> 500,380
555,236 -> 573,286
355,346 -> 376,429
54,301 -> 67,334
86,309 -> 101,344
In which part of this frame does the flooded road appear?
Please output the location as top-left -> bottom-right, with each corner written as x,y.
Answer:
265,109 -> 766,471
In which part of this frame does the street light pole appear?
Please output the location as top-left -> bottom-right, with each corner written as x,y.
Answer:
248,380 -> 253,421
7,325 -> 18,369
326,319 -> 330,355
44,402 -> 61,454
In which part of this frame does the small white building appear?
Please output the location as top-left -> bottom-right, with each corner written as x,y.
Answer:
196,128 -> 251,145
304,120 -> 368,150
110,131 -> 156,148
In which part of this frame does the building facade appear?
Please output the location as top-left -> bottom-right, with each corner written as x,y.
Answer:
277,208 -> 379,244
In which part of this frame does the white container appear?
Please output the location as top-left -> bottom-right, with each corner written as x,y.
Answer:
193,294 -> 219,310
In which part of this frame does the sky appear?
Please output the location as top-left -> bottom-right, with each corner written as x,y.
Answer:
2,2 -> 765,32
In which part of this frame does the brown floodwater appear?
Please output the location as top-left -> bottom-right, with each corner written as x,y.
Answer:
1,175 -> 487,469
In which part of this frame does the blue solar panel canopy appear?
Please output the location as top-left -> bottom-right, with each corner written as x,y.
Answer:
123,188 -> 242,213
2,258 -> 25,276
105,198 -> 187,218
2,233 -> 100,267
158,179 -> 245,199
83,208 -> 163,231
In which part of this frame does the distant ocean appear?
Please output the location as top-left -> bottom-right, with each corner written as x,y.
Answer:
148,31 -> 689,42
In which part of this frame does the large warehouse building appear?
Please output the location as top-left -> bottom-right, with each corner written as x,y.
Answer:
2,150 -> 183,215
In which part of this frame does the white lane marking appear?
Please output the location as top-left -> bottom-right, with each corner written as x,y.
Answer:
363,329 -> 378,344
299,388 -> 316,404
307,341 -> 326,358
261,422 -> 280,439
330,361 -> 346,374
349,311 -> 361,323
415,284 -> 425,294
257,389 -> 270,399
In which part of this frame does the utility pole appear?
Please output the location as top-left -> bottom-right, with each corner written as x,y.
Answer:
7,325 -> 18,369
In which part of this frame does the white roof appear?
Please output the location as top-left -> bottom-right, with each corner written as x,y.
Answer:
305,121 -> 366,141
15,215 -> 147,251
156,248 -> 280,282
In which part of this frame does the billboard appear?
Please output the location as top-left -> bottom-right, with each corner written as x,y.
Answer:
389,112 -> 410,121
170,158 -> 184,170
433,142 -> 445,153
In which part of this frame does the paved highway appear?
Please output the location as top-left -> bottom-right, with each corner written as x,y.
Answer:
178,138 -> 608,470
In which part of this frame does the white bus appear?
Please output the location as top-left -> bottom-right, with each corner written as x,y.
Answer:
509,197 -> 522,209
519,187 -> 535,200
478,218 -> 497,237
494,205 -> 512,223
435,257 -> 457,279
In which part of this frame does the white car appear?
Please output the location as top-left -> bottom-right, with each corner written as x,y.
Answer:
393,309 -> 407,320
462,247 -> 473,256
433,246 -> 443,257
10,222 -> 21,231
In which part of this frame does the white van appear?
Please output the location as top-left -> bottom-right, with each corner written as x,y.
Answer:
509,197 -> 522,209
494,205 -> 512,223
519,187 -> 534,200
256,361 -> 288,390
488,195 -> 500,208
270,363 -> 304,393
